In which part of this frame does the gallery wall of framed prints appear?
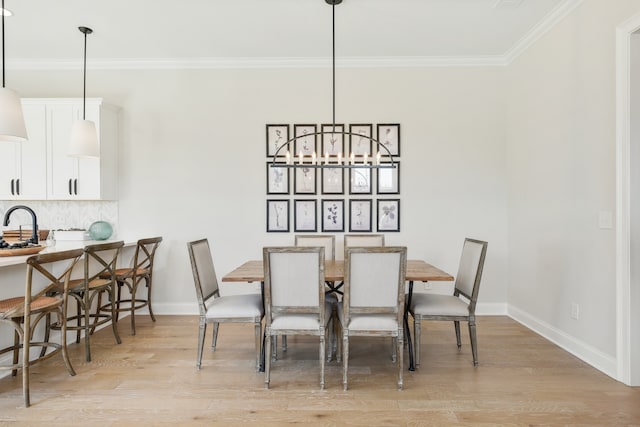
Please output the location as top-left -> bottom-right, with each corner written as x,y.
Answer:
265,122 -> 401,233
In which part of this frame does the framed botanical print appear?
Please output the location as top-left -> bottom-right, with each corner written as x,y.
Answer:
321,124 -> 344,156
294,199 -> 317,232
294,167 -> 317,194
377,199 -> 400,232
267,199 -> 289,232
321,168 -> 344,194
349,167 -> 371,194
294,124 -> 317,156
349,124 -> 373,156
376,162 -> 399,194
349,199 -> 372,232
376,123 -> 400,157
266,124 -> 289,157
266,162 -> 289,195
322,199 -> 344,232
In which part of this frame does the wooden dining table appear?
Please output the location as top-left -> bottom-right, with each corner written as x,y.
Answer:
221,259 -> 454,371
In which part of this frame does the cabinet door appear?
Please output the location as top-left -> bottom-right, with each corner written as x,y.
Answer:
16,104 -> 47,199
47,104 -> 79,200
0,142 -> 19,199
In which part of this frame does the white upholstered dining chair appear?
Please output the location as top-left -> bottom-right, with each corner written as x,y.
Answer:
295,235 -> 335,261
339,246 -> 407,390
409,238 -> 488,368
263,246 -> 332,389
187,239 -> 264,371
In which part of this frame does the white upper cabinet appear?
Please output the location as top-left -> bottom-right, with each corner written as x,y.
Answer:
43,98 -> 119,200
0,104 -> 47,200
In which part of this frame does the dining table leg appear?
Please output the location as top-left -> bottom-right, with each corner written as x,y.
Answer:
405,280 -> 415,371
259,280 -> 266,372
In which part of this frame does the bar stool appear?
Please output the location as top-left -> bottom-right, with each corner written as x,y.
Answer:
0,249 -> 83,407
101,237 -> 162,335
48,241 -> 124,362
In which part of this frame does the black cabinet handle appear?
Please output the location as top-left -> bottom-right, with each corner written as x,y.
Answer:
10,179 -> 14,195
16,179 -> 20,195
74,179 -> 78,195
68,178 -> 72,195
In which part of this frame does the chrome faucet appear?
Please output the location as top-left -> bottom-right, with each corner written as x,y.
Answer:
3,205 -> 39,244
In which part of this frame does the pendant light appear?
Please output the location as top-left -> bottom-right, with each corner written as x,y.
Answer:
0,0 -> 27,142
69,26 -> 99,158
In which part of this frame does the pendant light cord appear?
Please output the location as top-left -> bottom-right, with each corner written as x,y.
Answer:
332,2 -> 336,131
2,0 -> 5,88
82,28 -> 87,120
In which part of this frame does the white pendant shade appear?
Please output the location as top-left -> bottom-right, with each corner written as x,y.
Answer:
68,119 -> 99,158
0,87 -> 27,142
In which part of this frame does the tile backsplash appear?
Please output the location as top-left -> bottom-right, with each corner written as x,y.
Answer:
0,201 -> 118,237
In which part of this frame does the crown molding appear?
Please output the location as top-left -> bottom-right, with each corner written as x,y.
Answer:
504,0 -> 584,64
7,0 -> 583,71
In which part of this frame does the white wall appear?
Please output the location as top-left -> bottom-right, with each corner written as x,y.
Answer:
11,66 -> 508,314
506,0 -> 640,375
630,32 -> 640,385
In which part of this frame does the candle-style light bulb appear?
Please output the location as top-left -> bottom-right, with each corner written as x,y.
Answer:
338,152 -> 342,165
325,151 -> 329,165
312,151 -> 317,165
299,151 -> 303,165
363,152 -> 368,165
350,152 -> 355,165
376,151 -> 381,165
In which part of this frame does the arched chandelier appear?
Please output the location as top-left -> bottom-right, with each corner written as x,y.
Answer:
270,0 -> 397,170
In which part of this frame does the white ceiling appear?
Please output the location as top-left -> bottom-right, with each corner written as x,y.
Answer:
3,0 -> 577,68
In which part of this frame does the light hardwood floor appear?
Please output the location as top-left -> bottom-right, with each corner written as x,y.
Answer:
0,315 -> 638,425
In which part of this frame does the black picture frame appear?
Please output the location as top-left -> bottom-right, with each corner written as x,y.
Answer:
349,123 -> 373,157
294,167 -> 317,195
267,199 -> 290,232
322,199 -> 344,232
321,168 -> 344,195
349,199 -> 372,232
294,199 -> 317,232
266,124 -> 290,157
266,162 -> 289,195
376,123 -> 400,157
377,199 -> 400,232
349,167 -> 372,195
293,124 -> 317,157
321,123 -> 345,157
376,161 -> 400,194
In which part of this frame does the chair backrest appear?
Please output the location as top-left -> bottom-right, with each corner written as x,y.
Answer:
263,246 -> 325,324
187,239 -> 220,316
343,234 -> 385,260
2,249 -> 84,320
343,246 -> 407,323
132,236 -> 163,274
84,241 -> 124,286
454,238 -> 488,312
295,235 -> 335,261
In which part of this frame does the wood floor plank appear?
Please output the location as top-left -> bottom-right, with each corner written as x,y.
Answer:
0,315 -> 638,425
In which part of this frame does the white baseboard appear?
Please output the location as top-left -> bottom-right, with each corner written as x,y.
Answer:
508,305 -> 617,380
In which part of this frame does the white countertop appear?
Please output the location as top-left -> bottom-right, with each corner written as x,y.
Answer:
0,239 -> 137,268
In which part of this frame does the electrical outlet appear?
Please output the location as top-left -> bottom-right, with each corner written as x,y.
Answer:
570,303 -> 579,320
423,282 -> 432,291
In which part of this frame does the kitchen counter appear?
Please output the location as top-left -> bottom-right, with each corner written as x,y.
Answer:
0,239 -> 137,268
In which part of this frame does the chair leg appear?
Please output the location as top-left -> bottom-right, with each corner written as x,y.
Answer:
469,320 -> 479,367
22,324 -> 30,408
335,314 -> 342,363
12,329 -> 19,377
146,276 -> 156,322
282,335 -> 287,352
211,322 -> 219,350
76,297 -> 82,344
319,330 -> 325,390
254,321 -> 262,372
196,319 -> 207,369
397,330 -> 404,390
342,332 -> 349,391
129,280 -> 138,336
59,310 -> 76,377
391,337 -> 397,363
454,320 -> 462,349
413,316 -> 421,368
84,293 -> 92,362
108,287 -> 122,345
264,329 -> 272,389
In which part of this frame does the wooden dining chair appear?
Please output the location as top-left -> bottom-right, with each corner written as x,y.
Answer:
263,246 -> 332,389
101,236 -> 162,335
343,233 -> 385,259
188,239 -> 264,371
339,246 -> 407,390
409,238 -> 488,368
48,241 -> 124,362
0,249 -> 83,407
